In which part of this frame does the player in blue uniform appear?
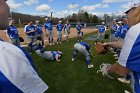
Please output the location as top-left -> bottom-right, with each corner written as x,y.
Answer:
6,19 -> 20,46
76,22 -> 83,41
63,21 -> 71,42
72,42 -> 94,68
110,20 -> 118,42
25,21 -> 37,53
30,39 -> 63,62
44,18 -> 54,46
0,1 -> 48,92
98,3 -> 140,93
56,20 -> 63,44
35,20 -> 44,46
115,21 -> 123,41
97,22 -> 106,42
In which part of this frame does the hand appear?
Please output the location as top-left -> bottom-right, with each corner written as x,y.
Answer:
97,63 -> 114,79
103,42 -> 109,46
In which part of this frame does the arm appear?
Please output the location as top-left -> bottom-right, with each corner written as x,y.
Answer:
107,63 -> 130,76
104,40 -> 123,48
55,54 -> 60,62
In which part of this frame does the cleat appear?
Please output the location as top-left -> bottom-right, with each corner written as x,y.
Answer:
88,64 -> 94,68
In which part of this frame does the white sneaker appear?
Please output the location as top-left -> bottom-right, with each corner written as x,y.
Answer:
114,54 -> 118,57
124,90 -> 131,93
118,78 -> 130,84
78,40 -> 79,41
88,64 -> 94,68
57,42 -> 59,44
50,43 -> 52,46
52,43 -> 55,45
110,48 -> 113,51
60,42 -> 62,44
29,52 -> 32,54
111,51 -> 115,53
115,57 -> 119,60
72,58 -> 75,61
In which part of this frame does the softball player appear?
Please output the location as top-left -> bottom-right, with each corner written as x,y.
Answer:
110,20 -> 118,42
72,42 -> 94,68
35,20 -> 44,46
56,20 -> 63,44
97,22 -> 106,42
6,19 -> 20,46
25,21 -> 37,53
98,3 -> 140,93
64,21 -> 71,42
31,41 -> 63,62
76,22 -> 83,41
0,1 -> 48,92
44,18 -> 54,46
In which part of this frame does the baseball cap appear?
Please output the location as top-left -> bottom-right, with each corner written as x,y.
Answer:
59,20 -> 62,23
117,21 -> 122,24
45,18 -> 49,21
125,1 -> 140,14
36,20 -> 40,23
101,22 -> 105,24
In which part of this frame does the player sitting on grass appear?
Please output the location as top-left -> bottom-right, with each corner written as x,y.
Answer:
31,37 -> 63,62
72,42 -> 94,68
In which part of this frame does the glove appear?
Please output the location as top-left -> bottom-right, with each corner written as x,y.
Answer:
97,63 -> 114,79
19,37 -> 24,42
95,42 -> 109,54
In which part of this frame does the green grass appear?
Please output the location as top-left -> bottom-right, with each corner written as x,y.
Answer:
31,32 -> 132,93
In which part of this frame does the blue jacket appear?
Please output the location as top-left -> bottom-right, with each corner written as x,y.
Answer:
44,20 -> 53,31
56,24 -> 63,31
7,25 -> 19,39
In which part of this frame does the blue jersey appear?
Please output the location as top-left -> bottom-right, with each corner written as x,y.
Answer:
35,25 -> 43,34
111,24 -> 118,34
99,25 -> 106,33
56,24 -> 63,31
79,42 -> 90,51
7,25 -> 19,39
51,51 -> 61,60
44,20 -> 53,31
123,23 -> 129,30
115,26 -> 122,37
76,24 -> 83,31
26,25 -> 36,36
118,23 -> 140,93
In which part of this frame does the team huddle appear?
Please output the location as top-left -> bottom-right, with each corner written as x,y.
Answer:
1,0 -> 140,93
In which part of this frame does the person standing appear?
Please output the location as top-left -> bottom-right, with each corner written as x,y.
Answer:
56,20 -> 63,44
97,22 -> 106,42
6,19 -> 20,46
110,20 -> 118,42
76,22 -> 83,41
0,0 -> 48,92
99,3 -> 140,93
35,20 -> 44,46
44,18 -> 54,46
64,21 -> 71,42
25,21 -> 37,53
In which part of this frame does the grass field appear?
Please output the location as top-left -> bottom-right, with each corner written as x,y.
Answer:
31,32 -> 132,93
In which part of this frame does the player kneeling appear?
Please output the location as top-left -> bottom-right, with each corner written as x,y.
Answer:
72,42 -> 94,68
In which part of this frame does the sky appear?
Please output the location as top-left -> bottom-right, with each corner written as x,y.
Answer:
7,0 -> 140,18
